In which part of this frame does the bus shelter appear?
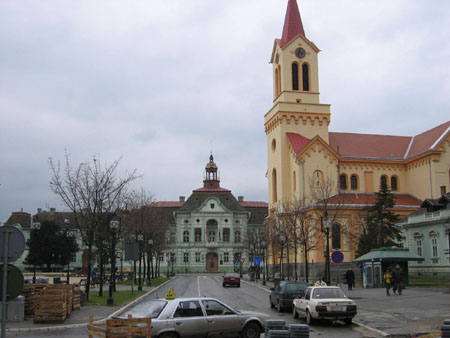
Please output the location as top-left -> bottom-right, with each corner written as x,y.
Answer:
353,248 -> 424,288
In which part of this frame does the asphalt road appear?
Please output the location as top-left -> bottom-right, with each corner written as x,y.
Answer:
8,274 -> 383,338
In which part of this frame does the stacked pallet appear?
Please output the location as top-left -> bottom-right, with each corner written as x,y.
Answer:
34,288 -> 67,323
50,284 -> 74,317
88,315 -> 152,338
73,284 -> 81,310
23,284 -> 35,316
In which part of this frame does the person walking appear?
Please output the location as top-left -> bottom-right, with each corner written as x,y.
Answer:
384,268 -> 392,296
345,266 -> 355,290
392,264 -> 403,295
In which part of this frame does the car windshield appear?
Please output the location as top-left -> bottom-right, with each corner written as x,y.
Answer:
225,273 -> 239,278
312,288 -> 346,299
285,283 -> 307,292
125,299 -> 168,318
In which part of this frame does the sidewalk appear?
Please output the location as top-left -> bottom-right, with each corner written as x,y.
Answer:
4,281 -> 169,334
243,275 -> 450,337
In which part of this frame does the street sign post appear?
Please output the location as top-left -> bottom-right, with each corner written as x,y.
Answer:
331,250 -> 344,264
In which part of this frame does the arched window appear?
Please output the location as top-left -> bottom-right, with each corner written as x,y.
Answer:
332,223 -> 341,249
183,230 -> 189,243
391,176 -> 398,191
429,232 -> 438,258
272,169 -> 278,203
313,170 -> 324,189
223,228 -> 230,242
380,175 -> 388,189
275,68 -> 279,97
208,230 -> 216,242
302,63 -> 310,91
234,231 -> 241,243
351,175 -> 358,190
293,171 -> 297,192
292,63 -> 299,90
339,174 -> 347,190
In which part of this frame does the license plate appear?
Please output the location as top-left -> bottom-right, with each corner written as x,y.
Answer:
331,306 -> 344,312
230,278 -> 235,281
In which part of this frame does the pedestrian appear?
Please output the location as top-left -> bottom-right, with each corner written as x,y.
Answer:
392,264 -> 403,295
384,268 -> 392,296
315,277 -> 327,286
345,266 -> 355,290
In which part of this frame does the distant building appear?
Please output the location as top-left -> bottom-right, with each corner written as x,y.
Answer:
400,193 -> 450,277
154,154 -> 268,274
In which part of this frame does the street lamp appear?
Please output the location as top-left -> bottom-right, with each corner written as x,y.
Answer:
137,234 -> 144,291
65,230 -> 74,285
321,211 -> 332,285
279,233 -> 286,280
147,239 -> 153,286
261,240 -> 266,286
107,220 -> 119,306
31,221 -> 41,284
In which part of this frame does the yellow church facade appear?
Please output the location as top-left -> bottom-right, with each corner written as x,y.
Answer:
265,0 -> 450,272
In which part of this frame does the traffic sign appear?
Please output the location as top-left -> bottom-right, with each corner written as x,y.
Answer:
254,256 -> 260,266
0,226 -> 26,262
0,264 -> 24,301
331,250 -> 344,264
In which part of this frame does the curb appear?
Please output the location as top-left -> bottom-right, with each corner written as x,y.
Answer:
5,278 -> 173,333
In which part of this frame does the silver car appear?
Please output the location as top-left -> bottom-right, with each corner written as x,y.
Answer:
119,297 -> 269,338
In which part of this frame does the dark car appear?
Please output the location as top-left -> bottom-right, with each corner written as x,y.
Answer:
270,281 -> 311,312
223,272 -> 240,287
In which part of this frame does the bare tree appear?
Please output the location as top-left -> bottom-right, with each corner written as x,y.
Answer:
49,154 -> 139,299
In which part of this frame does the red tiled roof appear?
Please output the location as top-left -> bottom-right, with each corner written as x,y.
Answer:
406,120 -> 450,158
150,201 -> 184,208
324,193 -> 422,208
280,0 -> 305,48
329,132 -> 411,159
287,132 -> 311,153
192,187 -> 231,193
240,201 -> 268,208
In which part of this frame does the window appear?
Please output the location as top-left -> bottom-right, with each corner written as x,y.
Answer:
223,228 -> 230,242
234,231 -> 241,243
201,300 -> 233,316
339,174 -> 347,190
302,63 -> 309,91
275,66 -> 281,96
431,235 -> 438,258
332,223 -> 341,249
210,203 -> 215,209
416,239 -> 422,256
195,252 -> 201,262
174,301 -> 203,318
224,252 -> 229,263
170,232 -> 175,243
293,171 -> 297,192
184,252 -> 189,263
313,170 -> 324,189
272,168 -> 277,203
183,230 -> 189,243
292,63 -> 299,90
391,176 -> 398,191
380,175 -> 387,189
351,175 -> 358,190
208,230 -> 216,242
195,228 -> 201,242
170,252 -> 176,263
159,255 -> 164,262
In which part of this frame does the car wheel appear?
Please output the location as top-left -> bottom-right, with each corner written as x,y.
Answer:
237,283 -> 240,287
223,283 -> 226,287
306,310 -> 315,325
241,322 -> 261,338
158,332 -> 178,338
277,301 -> 283,312
270,297 -> 274,308
345,318 -> 352,325
293,306 -> 299,319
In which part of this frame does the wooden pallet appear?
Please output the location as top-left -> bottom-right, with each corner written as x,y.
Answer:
88,315 -> 152,338
23,284 -> 35,316
50,284 -> 74,317
34,288 -> 67,323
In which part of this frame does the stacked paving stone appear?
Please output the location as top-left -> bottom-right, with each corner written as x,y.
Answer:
288,324 -> 310,338
442,319 -> 450,338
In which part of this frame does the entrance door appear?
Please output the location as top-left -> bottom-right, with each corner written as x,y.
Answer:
206,253 -> 218,272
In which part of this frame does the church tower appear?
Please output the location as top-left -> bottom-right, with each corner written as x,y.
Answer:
265,0 -> 331,209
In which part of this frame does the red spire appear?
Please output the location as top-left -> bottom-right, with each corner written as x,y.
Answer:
280,0 -> 305,47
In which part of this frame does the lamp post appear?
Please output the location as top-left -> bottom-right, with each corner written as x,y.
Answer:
31,221 -> 41,284
262,240 -> 266,286
147,239 -> 153,286
65,230 -> 74,285
321,211 -> 331,285
107,220 -> 119,306
137,234 -> 144,291
279,233 -> 286,280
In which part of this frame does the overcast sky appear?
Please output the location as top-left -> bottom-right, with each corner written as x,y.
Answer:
1,0 -> 449,222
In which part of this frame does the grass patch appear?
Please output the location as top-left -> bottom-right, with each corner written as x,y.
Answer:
85,290 -> 146,307
117,277 -> 168,287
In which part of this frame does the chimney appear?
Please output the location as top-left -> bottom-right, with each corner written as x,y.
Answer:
238,196 -> 244,202
179,196 -> 185,203
441,186 -> 447,196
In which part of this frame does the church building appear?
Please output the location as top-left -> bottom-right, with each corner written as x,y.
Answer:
265,0 -> 450,271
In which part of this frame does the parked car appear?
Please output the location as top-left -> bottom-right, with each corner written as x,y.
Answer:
223,272 -> 240,287
269,281 -> 311,312
292,286 -> 357,325
118,297 -> 269,338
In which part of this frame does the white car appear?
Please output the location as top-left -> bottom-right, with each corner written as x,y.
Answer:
292,286 -> 357,325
